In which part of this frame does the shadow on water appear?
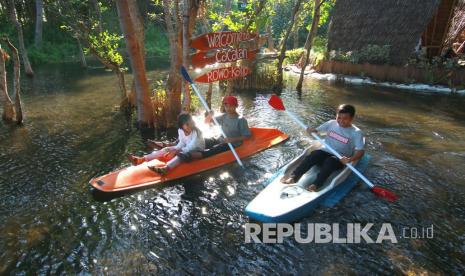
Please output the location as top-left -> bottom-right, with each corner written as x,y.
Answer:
1,63 -> 465,274
91,188 -> 139,202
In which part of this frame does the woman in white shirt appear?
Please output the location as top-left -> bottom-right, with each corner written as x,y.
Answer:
128,113 -> 205,174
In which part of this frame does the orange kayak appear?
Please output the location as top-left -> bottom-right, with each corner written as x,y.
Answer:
89,127 -> 289,192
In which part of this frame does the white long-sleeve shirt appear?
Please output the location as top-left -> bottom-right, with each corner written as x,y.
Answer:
174,128 -> 205,153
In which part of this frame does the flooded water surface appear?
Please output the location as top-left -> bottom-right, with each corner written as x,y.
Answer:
1,63 -> 464,274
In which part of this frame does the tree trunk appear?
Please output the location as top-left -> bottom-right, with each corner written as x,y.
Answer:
163,0 -> 199,125
293,29 -> 299,49
201,16 -> 213,108
127,1 -> 145,61
296,0 -> 322,92
0,46 -> 15,122
163,0 -> 183,127
228,0 -> 265,93
182,0 -> 190,112
128,0 -> 145,108
3,38 -> 23,124
221,0 -> 234,95
7,0 -> 34,77
76,38 -> 87,68
292,3 -> 301,49
225,0 -> 231,13
182,0 -> 200,112
266,24 -> 275,51
34,0 -> 43,48
116,0 -> 154,128
276,0 -> 303,87
117,69 -> 131,109
206,82 -> 212,108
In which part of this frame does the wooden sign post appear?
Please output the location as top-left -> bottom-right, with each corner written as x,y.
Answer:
189,31 -> 258,83
191,48 -> 258,68
194,66 -> 251,83
191,32 -> 258,51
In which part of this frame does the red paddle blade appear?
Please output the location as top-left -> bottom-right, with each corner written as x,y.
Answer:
371,186 -> 399,202
268,94 -> 285,111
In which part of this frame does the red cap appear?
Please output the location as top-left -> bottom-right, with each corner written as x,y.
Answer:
222,96 -> 238,106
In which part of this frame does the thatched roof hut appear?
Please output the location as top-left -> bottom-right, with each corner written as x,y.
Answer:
422,0 -> 465,57
327,0 -> 447,65
443,0 -> 465,51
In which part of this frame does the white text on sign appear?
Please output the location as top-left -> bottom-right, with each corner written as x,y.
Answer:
206,67 -> 249,82
215,48 -> 249,63
206,32 -> 255,49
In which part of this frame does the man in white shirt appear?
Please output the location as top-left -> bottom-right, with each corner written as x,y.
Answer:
281,104 -> 365,192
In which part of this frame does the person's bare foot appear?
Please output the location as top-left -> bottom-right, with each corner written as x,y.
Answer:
307,184 -> 317,192
280,176 -> 296,184
148,165 -> 168,175
127,153 -> 145,166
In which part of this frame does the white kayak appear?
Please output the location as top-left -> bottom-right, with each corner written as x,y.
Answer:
245,142 -> 370,222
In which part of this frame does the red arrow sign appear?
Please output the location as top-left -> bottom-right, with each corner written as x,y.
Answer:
191,48 -> 258,68
191,32 -> 258,51
194,66 -> 251,83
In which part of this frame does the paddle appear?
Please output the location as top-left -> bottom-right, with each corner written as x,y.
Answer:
180,66 -> 244,167
268,94 -> 398,202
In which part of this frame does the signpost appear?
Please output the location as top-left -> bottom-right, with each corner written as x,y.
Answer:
191,48 -> 258,68
189,31 -> 258,83
194,66 -> 251,83
191,32 -> 258,51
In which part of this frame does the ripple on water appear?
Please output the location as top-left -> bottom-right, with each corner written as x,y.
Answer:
1,68 -> 465,274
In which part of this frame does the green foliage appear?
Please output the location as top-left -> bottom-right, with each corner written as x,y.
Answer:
330,45 -> 391,65
408,54 -> 462,70
151,80 -> 168,125
87,30 -> 123,66
210,10 -> 247,32
271,0 -> 299,40
283,36 -> 327,65
329,50 -> 349,63
312,36 -> 327,55
407,53 -> 462,84
144,25 -> 170,60
0,0 -> 168,66
187,87 -> 201,113
270,0 -> 334,51
208,0 -> 269,32
318,0 -> 335,28
357,45 -> 390,64
53,0 -> 122,67
28,42 -> 78,64
284,48 -> 305,65
1,16 -> 80,65
150,80 -> 200,126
